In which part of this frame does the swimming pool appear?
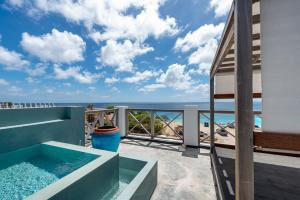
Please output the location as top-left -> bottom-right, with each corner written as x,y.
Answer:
0,144 -> 99,199
0,141 -> 157,200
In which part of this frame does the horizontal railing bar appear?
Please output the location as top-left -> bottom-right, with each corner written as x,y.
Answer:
85,108 -> 118,113
127,108 -> 184,112
198,110 -> 261,114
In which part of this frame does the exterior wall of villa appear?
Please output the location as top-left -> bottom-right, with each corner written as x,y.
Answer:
0,107 -> 85,154
214,70 -> 261,95
261,0 -> 300,133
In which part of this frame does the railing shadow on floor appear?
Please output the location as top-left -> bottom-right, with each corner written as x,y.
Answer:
121,138 -> 210,158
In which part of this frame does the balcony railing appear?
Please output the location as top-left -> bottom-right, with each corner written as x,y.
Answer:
0,103 -> 55,109
198,110 -> 262,145
84,106 -> 262,147
84,108 -> 118,146
126,108 -> 184,142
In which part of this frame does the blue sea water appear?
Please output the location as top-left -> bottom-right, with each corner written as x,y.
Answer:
57,102 -> 262,127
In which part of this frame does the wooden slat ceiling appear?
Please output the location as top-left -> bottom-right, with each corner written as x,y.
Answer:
210,0 -> 261,76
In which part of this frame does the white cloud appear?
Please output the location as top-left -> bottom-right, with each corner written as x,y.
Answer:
188,63 -> 211,76
8,85 -> 22,93
209,0 -> 233,18
63,83 -> 71,87
174,23 -> 224,75
174,23 -> 224,52
88,86 -> 96,92
7,0 -> 179,43
0,45 -> 29,71
123,70 -> 161,84
139,63 -> 209,94
26,77 -> 36,83
104,77 -> 119,85
26,63 -> 47,77
157,64 -> 192,90
112,86 -> 120,93
187,83 -> 209,94
54,65 -> 101,84
21,29 -> 86,63
188,39 -> 218,74
154,56 -> 167,61
99,40 -> 153,72
88,31 -> 103,44
0,45 -> 48,76
7,0 -> 179,41
7,0 -> 179,73
0,79 -> 9,86
5,0 -> 25,7
138,83 -> 165,93
46,88 -> 54,94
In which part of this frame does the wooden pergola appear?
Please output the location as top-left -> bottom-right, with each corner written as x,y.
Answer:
210,0 -> 261,99
210,0 -> 257,200
210,0 -> 300,199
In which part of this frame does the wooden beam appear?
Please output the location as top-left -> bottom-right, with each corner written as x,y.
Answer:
222,57 -> 235,62
220,60 -> 260,68
252,14 -> 260,24
210,4 -> 234,77
228,45 -> 260,54
222,53 -> 260,62
252,33 -> 260,40
234,0 -> 254,199
214,93 -> 261,99
210,77 -> 215,152
217,65 -> 261,73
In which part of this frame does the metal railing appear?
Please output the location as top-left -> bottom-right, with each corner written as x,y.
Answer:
198,110 -> 262,145
126,108 -> 184,142
0,103 -> 55,109
84,108 -> 118,146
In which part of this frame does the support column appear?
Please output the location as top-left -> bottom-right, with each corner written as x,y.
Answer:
210,77 -> 215,153
234,0 -> 254,200
184,105 -> 199,147
115,106 -> 128,137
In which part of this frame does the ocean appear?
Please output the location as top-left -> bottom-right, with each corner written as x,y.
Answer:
57,102 -> 262,127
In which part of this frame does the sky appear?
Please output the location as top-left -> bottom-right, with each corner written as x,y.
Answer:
0,0 -> 232,103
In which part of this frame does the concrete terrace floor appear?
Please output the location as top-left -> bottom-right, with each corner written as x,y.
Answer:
118,139 -> 217,200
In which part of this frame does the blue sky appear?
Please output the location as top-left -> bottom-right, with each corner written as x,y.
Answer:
0,0 -> 231,103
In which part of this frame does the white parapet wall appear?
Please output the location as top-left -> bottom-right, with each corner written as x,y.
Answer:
261,0 -> 300,134
115,106 -> 128,137
184,105 -> 199,147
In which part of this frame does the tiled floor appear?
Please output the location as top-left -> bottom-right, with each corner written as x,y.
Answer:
119,139 -> 217,200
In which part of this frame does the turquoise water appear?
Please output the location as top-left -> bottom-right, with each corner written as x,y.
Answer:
60,102 -> 262,127
155,112 -> 262,128
101,168 -> 138,200
0,144 -> 98,200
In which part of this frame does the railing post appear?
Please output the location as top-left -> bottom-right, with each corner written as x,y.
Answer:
115,106 -> 128,137
150,111 -> 155,139
99,112 -> 105,127
184,105 -> 199,147
210,76 -> 215,152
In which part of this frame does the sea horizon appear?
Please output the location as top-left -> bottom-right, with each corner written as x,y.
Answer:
57,101 -> 262,111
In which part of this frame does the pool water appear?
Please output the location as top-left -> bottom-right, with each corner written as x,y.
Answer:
0,144 -> 98,200
101,168 -> 139,200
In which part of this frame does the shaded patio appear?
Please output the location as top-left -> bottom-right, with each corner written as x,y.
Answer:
215,147 -> 300,200
118,139 -> 217,200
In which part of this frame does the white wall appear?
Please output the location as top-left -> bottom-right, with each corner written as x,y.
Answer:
261,0 -> 300,133
215,70 -> 261,94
